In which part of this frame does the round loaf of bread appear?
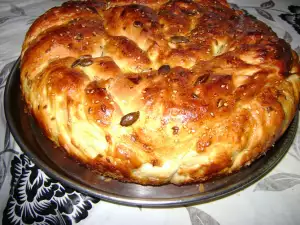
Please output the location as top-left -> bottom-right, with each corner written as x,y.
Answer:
20,0 -> 300,185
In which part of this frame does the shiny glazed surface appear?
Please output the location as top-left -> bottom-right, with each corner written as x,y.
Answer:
20,0 -> 300,185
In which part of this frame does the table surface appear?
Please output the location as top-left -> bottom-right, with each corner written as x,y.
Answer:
1,0 -> 300,224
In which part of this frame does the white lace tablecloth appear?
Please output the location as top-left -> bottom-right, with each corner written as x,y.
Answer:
1,0 -> 300,224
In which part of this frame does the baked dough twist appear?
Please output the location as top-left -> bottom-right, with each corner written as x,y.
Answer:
21,0 -> 300,185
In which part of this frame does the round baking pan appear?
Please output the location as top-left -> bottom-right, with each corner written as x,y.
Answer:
4,58 -> 299,207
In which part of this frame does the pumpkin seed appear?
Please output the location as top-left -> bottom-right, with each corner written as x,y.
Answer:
133,21 -> 143,28
158,65 -> 171,75
86,6 -> 98,14
128,76 -> 142,84
181,9 -> 197,16
120,111 -> 140,126
170,36 -> 189,44
79,58 -> 93,67
194,74 -> 209,86
71,57 -> 93,68
192,93 -> 199,99
71,59 -> 81,68
172,126 -> 179,135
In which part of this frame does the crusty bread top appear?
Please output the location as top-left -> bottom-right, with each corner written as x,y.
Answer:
20,0 -> 300,185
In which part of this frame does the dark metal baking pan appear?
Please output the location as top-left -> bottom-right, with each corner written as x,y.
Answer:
4,58 -> 298,207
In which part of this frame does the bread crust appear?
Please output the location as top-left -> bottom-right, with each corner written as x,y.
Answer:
21,0 -> 300,185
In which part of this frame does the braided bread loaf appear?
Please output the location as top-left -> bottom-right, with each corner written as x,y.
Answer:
21,0 -> 300,185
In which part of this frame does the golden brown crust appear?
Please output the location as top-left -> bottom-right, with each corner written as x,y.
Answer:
21,0 -> 300,185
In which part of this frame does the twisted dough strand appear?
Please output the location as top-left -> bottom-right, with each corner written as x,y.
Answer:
21,0 -> 300,185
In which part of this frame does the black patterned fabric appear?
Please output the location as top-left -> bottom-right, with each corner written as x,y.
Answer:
3,154 -> 99,225
279,6 -> 300,34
